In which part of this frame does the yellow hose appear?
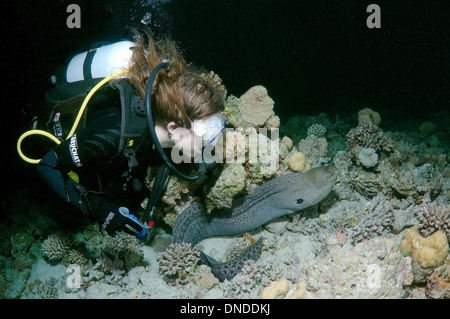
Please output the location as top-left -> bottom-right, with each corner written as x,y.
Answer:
17,69 -> 129,164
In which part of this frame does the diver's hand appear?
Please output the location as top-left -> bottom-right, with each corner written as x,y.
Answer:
94,202 -> 145,237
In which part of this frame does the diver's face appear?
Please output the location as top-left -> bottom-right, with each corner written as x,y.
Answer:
169,112 -> 226,163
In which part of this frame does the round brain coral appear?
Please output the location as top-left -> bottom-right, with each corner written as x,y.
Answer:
358,147 -> 379,168
401,225 -> 449,269
238,85 -> 274,126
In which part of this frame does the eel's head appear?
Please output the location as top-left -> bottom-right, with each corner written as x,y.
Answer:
310,164 -> 338,188
296,164 -> 338,207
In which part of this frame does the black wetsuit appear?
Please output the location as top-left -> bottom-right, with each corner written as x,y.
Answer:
37,86 -> 157,236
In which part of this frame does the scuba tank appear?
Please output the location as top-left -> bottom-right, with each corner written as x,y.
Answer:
17,41 -> 141,164
66,41 -> 134,83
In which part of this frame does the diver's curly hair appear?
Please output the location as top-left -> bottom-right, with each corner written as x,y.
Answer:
126,28 -> 225,128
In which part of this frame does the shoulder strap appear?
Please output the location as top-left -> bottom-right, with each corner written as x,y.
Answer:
112,79 -> 148,165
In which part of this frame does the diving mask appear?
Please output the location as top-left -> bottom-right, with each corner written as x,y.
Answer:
191,114 -> 227,146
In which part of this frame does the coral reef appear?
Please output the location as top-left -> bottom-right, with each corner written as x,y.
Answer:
157,242 -> 200,285
103,233 -> 144,270
222,258 -> 281,299
67,249 -> 87,265
351,193 -> 395,243
223,95 -> 248,129
400,225 -> 449,269
389,163 -> 443,200
260,278 -> 307,299
3,80 -> 449,299
419,121 -> 435,137
307,123 -> 327,138
425,261 -> 450,299
346,121 -> 393,154
264,115 -> 280,130
306,237 -> 414,298
41,234 -> 71,262
40,227 -> 143,274
357,147 -> 379,168
347,169 -> 381,199
205,163 -> 247,213
297,135 -> 329,167
238,85 -> 274,126
415,201 -> 450,238
358,107 -> 381,126
194,265 -> 220,290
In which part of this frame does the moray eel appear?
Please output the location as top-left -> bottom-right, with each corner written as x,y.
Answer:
173,164 -> 338,281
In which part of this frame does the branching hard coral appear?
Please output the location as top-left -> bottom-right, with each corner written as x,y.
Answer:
66,249 -> 87,265
223,259 -> 281,298
41,234 -> 71,261
157,242 -> 200,285
352,193 -> 395,243
307,124 -> 327,138
103,233 -> 144,270
35,277 -> 59,299
346,121 -> 393,153
415,201 -> 450,238
108,234 -> 141,256
238,85 -> 274,126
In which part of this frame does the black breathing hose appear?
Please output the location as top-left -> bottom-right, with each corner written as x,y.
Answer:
144,61 -> 207,182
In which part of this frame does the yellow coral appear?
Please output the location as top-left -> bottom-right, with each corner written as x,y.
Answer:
287,282 -> 308,299
358,107 -> 381,126
260,279 -> 289,299
288,152 -> 311,172
260,279 -> 307,299
238,85 -> 274,126
400,225 -> 449,268
281,136 -> 293,151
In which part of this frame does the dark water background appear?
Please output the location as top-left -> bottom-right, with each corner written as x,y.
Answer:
1,0 -> 449,223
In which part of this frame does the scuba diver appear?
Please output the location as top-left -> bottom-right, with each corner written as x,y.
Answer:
27,30 -> 227,239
